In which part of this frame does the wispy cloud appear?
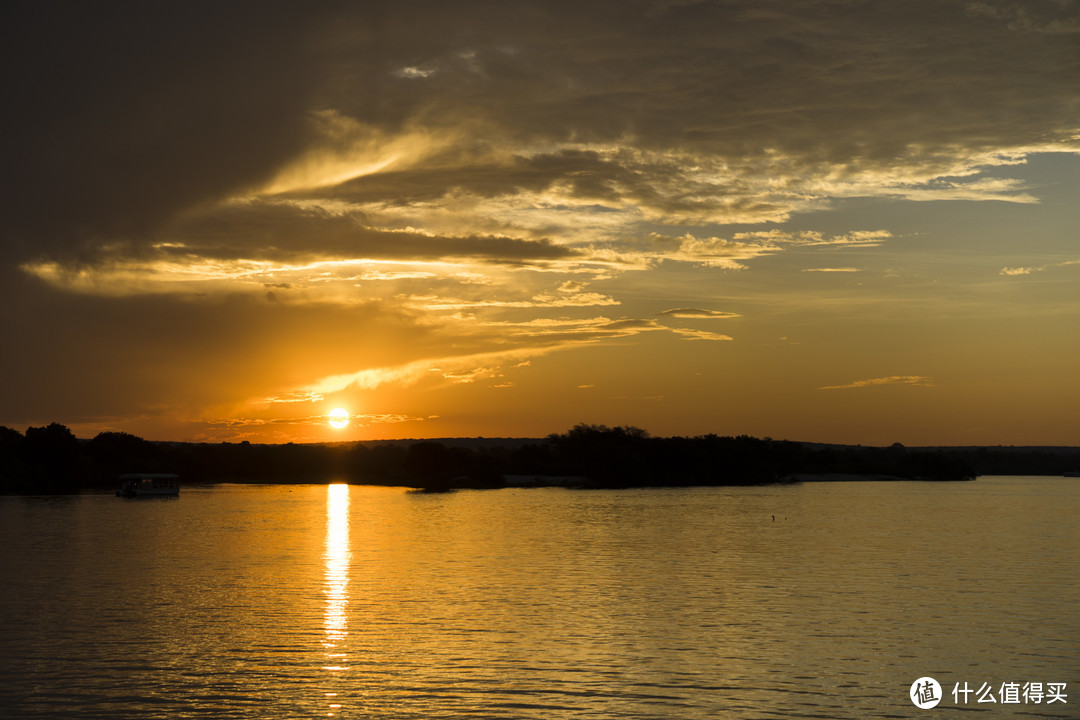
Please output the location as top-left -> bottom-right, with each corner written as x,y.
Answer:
441,367 -> 501,384
734,230 -> 892,248
649,230 -> 892,270
264,391 -> 325,404
204,412 -> 424,428
820,376 -> 935,391
669,328 -> 734,342
287,312 -> 695,400
1000,259 -> 1080,276
409,291 -> 620,311
966,2 -> 1080,35
657,308 -> 741,319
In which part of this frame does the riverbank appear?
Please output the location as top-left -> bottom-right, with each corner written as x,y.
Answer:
6,422 -> 1079,494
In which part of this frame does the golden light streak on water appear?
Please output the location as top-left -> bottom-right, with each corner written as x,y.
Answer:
323,483 -> 351,714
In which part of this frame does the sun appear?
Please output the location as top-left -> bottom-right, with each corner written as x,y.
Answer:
328,408 -> 350,429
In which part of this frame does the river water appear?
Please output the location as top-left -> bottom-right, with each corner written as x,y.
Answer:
0,477 -> 1076,718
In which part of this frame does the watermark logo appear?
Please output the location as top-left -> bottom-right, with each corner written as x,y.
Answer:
909,678 -> 1067,708
911,677 -> 942,709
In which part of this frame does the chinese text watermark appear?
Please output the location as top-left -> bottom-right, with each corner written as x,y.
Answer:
910,678 -> 1067,709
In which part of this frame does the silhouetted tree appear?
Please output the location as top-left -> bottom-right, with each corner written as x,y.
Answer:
404,441 -> 459,490
0,426 -> 32,492
547,424 -> 652,486
85,431 -> 164,483
23,423 -> 81,492
360,444 -> 409,480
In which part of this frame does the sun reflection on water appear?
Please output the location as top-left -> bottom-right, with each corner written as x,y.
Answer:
323,483 -> 351,713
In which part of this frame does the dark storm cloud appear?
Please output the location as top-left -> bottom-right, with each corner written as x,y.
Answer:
7,0 -> 1080,264
1,1 -> 340,261
321,0 -> 1080,161
264,0 -> 1080,234
321,150 -> 631,206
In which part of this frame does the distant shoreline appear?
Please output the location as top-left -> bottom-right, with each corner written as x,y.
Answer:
783,472 -> 977,483
3,422 -> 1077,494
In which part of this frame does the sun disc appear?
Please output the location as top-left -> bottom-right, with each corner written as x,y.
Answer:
328,408 -> 349,429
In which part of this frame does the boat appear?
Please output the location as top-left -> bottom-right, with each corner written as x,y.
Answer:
1065,471 -> 1080,478
116,473 -> 180,497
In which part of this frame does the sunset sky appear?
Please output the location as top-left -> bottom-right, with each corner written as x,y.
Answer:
3,0 -> 1078,445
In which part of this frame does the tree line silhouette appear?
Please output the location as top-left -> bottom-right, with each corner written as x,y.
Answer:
2,422 -> 1076,494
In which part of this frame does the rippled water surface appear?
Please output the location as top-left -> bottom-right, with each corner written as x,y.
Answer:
1,477 -> 1077,718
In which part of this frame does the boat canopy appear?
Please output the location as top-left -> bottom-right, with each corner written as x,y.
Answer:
119,473 -> 180,480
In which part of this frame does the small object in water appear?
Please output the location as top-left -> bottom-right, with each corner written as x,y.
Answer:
116,473 -> 180,497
